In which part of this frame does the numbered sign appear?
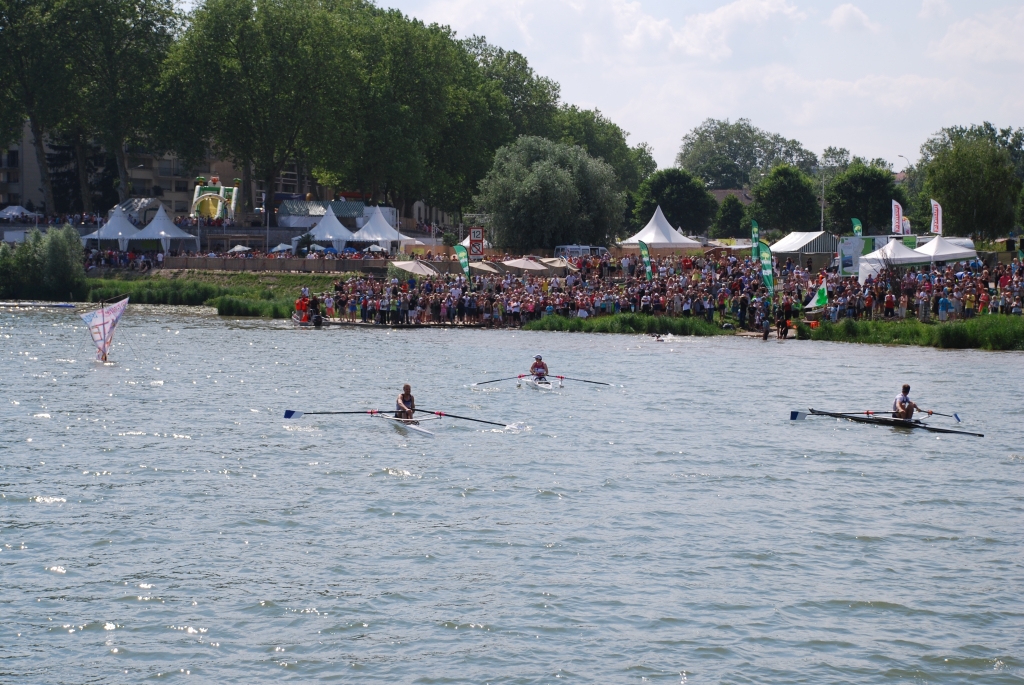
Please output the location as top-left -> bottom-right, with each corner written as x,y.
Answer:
469,227 -> 484,257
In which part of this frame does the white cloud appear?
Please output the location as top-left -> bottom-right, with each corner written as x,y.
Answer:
931,6 -> 1024,63
918,0 -> 951,20
669,0 -> 803,59
823,4 -> 880,33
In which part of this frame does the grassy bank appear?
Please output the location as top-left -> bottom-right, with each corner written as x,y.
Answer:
523,313 -> 729,336
86,271 -> 355,318
811,316 -> 1024,351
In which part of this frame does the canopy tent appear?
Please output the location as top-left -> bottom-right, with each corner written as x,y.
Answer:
540,257 -> 579,273
0,205 -> 42,219
270,243 -> 293,253
858,239 -> 929,282
80,207 -> 140,250
227,244 -> 251,253
914,236 -> 978,262
619,206 -> 702,248
351,206 -> 411,246
502,258 -> 548,272
296,209 -> 356,252
770,231 -> 838,254
130,205 -> 199,252
392,260 -> 439,277
468,261 -> 499,273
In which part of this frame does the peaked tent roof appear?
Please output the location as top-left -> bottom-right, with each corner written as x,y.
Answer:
352,206 -> 406,242
306,208 -> 355,242
771,231 -> 838,253
914,235 -> 977,262
619,206 -> 702,248
858,238 -> 930,282
131,205 -> 199,245
82,207 -> 141,242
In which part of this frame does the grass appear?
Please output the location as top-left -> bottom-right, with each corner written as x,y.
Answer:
811,316 -> 1024,351
85,270 -> 358,319
522,313 -> 729,336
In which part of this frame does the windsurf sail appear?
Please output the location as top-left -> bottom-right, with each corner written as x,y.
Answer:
80,297 -> 129,361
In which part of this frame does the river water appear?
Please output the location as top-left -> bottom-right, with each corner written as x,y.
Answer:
2,304 -> 1022,683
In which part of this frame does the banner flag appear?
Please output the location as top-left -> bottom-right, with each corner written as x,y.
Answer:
930,199 -> 942,235
758,240 -> 774,296
751,220 -> 760,260
453,245 -> 471,278
851,218 -> 862,236
892,200 -> 904,234
638,240 -> 653,282
79,297 -> 129,361
810,283 -> 828,308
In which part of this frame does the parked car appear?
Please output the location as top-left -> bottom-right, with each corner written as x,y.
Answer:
554,245 -> 610,259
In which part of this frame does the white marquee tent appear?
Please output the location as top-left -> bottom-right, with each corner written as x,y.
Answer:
914,235 -> 978,262
131,205 -> 199,251
619,206 -> 702,249
351,206 -> 411,246
0,205 -> 42,220
295,209 -> 355,252
770,231 -> 838,254
81,207 -> 140,251
858,239 -> 930,282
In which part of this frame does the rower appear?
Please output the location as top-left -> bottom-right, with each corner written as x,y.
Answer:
893,384 -> 931,420
396,384 -> 415,419
530,355 -> 549,380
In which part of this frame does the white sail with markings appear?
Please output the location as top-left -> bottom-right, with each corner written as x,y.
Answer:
80,297 -> 129,361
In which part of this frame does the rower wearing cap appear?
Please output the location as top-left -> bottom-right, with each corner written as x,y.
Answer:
893,383 -> 931,420
530,355 -> 549,381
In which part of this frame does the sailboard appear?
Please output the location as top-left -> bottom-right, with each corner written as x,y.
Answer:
80,297 -> 129,361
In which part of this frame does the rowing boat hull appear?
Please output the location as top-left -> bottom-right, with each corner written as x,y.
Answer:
519,378 -> 558,391
378,414 -> 435,437
809,409 -> 983,437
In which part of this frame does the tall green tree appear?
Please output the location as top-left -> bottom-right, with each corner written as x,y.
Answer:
0,0 -> 77,212
467,38 -> 559,139
163,0 -> 353,226
711,194 -> 746,239
676,118 -> 818,189
552,105 -> 654,192
825,161 -> 906,235
749,164 -> 819,233
924,137 -> 1021,239
76,0 -> 178,203
632,168 -> 716,235
475,136 -> 623,252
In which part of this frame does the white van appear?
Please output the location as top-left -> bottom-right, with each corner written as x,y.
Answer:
554,245 -> 610,259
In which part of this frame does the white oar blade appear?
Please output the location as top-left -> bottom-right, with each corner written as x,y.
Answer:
790,411 -> 808,421
283,410 -> 304,420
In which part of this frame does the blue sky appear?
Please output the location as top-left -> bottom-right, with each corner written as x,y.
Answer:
382,0 -> 1024,169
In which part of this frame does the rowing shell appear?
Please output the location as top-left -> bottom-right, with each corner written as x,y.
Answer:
518,376 -> 561,391
808,408 -> 984,437
378,414 -> 435,437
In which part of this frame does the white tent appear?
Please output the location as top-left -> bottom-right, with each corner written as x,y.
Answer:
619,206 -> 702,248
0,205 -> 41,220
270,243 -> 293,253
81,207 -> 140,251
131,205 -> 199,252
460,234 -> 492,249
771,231 -> 837,254
351,206 -> 409,244
914,236 -> 978,262
858,239 -> 930,282
392,260 -> 439,277
301,209 -> 355,252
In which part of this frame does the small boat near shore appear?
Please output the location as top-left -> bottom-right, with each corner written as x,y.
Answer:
795,408 -> 984,437
291,311 -> 322,328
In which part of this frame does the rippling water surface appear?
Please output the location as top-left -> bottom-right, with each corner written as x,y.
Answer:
2,304 -> 1023,683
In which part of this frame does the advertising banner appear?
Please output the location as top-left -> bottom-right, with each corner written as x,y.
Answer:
758,240 -> 774,296
892,200 -> 903,234
638,240 -> 653,281
453,245 -> 471,278
930,199 -> 942,235
851,218 -> 862,236
751,220 -> 759,260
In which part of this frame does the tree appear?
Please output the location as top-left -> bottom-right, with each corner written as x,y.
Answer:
676,118 -> 817,188
924,137 -> 1021,239
163,0 -> 353,226
920,122 -> 1024,182
0,0 -> 77,212
711,194 -> 746,239
475,136 -> 623,252
632,168 -> 717,235
552,105 -> 654,192
467,38 -> 560,139
825,161 -> 906,235
749,165 -> 819,233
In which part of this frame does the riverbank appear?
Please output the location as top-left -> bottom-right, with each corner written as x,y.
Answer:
86,270 -> 356,318
811,316 -> 1024,351
523,313 -> 730,336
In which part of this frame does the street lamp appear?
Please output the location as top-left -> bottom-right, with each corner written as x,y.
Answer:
897,154 -> 909,171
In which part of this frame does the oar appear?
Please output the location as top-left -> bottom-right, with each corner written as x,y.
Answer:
284,409 -> 381,420
554,376 -> 611,386
415,408 -> 508,427
471,376 -> 523,386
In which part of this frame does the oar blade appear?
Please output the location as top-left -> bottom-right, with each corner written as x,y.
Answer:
283,410 -> 304,420
790,411 -> 808,421
953,413 -> 961,423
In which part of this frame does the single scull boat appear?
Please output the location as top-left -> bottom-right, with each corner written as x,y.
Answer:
796,408 -> 983,437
